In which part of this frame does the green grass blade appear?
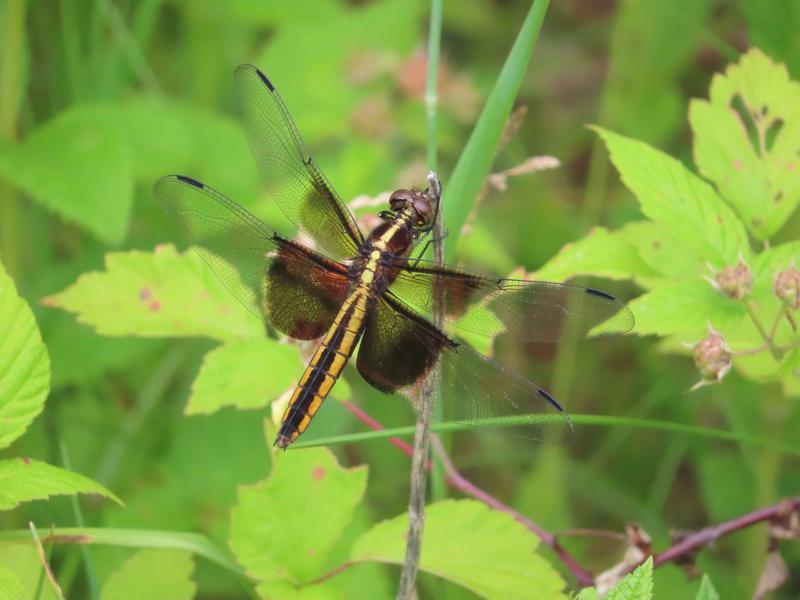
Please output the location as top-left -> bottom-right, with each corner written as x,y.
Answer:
426,0 -> 442,172
60,443 -> 99,600
290,413 -> 800,457
0,528 -> 251,582
443,0 -> 550,255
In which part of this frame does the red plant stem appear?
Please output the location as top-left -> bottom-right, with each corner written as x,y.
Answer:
430,437 -> 595,587
340,401 -> 415,459
341,400 -> 800,589
340,400 -> 594,587
651,496 -> 800,567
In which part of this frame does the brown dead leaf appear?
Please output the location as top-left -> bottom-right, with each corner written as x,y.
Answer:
753,550 -> 789,599
594,523 -> 652,594
768,501 -> 800,541
488,156 -> 561,192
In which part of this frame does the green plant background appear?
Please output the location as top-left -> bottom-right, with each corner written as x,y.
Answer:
1,0 -> 799,598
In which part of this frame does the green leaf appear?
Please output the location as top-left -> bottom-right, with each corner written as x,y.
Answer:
100,549 -> 196,600
187,338 -> 301,415
595,127 -> 750,267
0,458 -> 120,510
0,97 -> 262,246
44,245 -> 262,341
695,574 -> 720,600
0,564 -> 26,600
255,579 -> 364,600
0,260 -> 49,449
0,545 -> 58,600
164,102 -> 261,203
606,557 -> 653,600
691,48 -> 800,240
741,3 -> 800,78
531,226 -> 660,287
444,0 -> 550,256
256,0 -> 423,153
752,240 -> 800,275
229,440 -> 367,583
627,280 -> 751,341
602,0 -> 713,145
350,500 -> 565,599
574,587 -> 600,600
0,105 -> 133,245
618,221 -> 705,281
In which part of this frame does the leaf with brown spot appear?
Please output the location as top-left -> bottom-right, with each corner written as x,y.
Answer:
44,245 -> 262,341
229,428 -> 367,584
691,48 -> 800,240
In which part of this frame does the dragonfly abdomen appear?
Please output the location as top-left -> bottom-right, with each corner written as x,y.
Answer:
275,288 -> 370,448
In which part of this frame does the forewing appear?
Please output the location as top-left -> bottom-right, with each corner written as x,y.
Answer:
388,260 -> 634,342
356,293 -> 569,442
154,175 -> 350,339
235,64 -> 363,260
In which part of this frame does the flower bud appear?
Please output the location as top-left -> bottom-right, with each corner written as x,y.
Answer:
691,328 -> 732,390
712,257 -> 752,299
773,263 -> 800,310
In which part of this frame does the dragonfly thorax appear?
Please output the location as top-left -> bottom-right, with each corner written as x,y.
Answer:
364,217 -> 414,259
388,188 -> 435,229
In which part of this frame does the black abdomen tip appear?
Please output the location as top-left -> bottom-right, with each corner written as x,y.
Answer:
274,433 -> 291,450
256,68 -> 275,91
177,175 -> 204,189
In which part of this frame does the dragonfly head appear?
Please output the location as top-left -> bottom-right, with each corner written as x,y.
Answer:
388,188 -> 435,230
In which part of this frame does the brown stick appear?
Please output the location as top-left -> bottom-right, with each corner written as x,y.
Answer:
397,172 -> 444,599
652,497 -> 800,568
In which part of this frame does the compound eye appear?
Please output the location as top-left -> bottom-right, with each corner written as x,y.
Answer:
389,189 -> 414,211
413,197 -> 433,225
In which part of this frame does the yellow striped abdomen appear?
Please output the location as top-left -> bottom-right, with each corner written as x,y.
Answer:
274,287 -> 370,448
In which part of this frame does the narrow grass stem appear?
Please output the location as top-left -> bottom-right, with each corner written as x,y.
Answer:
60,443 -> 100,600
396,2 -> 444,597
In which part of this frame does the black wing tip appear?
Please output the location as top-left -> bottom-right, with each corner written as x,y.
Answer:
176,175 -> 205,189
236,63 -> 275,91
585,287 -> 616,301
537,387 -> 565,412
256,69 -> 275,91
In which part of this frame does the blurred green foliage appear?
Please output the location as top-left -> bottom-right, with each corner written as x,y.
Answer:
1,0 -> 800,598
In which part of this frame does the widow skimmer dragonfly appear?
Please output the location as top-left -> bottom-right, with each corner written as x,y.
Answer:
155,64 -> 634,449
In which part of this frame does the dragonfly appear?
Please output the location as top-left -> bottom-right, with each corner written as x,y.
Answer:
155,64 -> 634,449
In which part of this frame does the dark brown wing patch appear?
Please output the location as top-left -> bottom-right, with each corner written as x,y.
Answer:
356,293 -> 569,442
265,239 -> 350,339
357,293 -> 453,392
155,175 -> 349,340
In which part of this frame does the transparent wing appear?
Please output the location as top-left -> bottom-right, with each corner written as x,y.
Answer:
154,175 -> 350,339
388,260 -> 634,342
235,64 -> 364,260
